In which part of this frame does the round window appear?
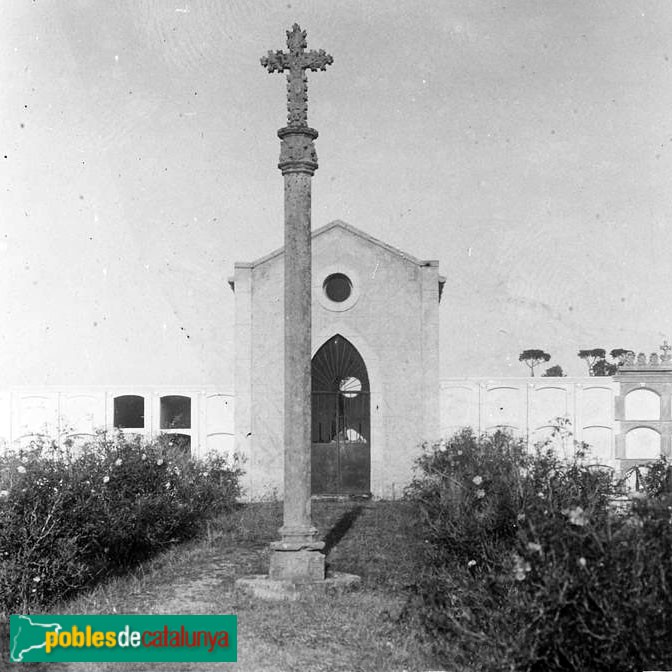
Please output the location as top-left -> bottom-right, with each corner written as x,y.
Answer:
323,273 -> 352,303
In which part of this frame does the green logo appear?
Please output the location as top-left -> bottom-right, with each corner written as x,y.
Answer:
10,614 -> 237,663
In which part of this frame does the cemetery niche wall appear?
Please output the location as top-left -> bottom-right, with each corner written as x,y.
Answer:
0,386 -> 234,457
230,220 -> 444,500
615,349 -> 672,468
3,207 -> 669,498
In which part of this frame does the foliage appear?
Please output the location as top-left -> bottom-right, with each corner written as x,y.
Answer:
0,431 -> 242,615
579,348 -> 632,376
577,348 -> 606,375
404,428 -> 672,672
591,358 -> 619,376
610,348 -> 634,365
518,350 -> 551,377
541,365 -> 565,377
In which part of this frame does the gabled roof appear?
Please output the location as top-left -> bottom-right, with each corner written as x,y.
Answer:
229,220 -> 446,300
233,219 -> 440,269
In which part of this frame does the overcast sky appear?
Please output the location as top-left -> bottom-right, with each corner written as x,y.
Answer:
2,0 -> 672,385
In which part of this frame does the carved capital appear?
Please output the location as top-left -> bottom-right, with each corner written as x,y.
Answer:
277,126 -> 319,175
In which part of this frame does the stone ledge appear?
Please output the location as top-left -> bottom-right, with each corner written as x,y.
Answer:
233,572 -> 361,601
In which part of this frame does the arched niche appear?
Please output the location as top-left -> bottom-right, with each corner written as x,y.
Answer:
484,387 -> 522,430
624,389 -> 660,421
625,427 -> 661,459
581,426 -> 613,464
160,395 -> 191,429
113,395 -> 145,429
529,386 -> 568,430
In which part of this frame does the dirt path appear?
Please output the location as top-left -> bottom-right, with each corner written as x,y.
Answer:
3,503 -> 435,672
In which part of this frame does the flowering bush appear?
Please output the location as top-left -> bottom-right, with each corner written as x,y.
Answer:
405,428 -> 672,671
0,432 -> 242,614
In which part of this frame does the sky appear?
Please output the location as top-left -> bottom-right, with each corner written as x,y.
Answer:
1,0 -> 672,386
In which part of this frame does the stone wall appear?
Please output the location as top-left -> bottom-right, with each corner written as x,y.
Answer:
440,377 -> 618,466
440,374 -> 672,471
0,386 -> 234,457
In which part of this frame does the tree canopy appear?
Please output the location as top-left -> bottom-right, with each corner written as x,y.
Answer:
519,349 -> 551,377
578,348 -> 606,376
578,348 -> 631,376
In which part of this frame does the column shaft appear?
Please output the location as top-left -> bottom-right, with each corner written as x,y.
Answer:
282,171 -> 315,540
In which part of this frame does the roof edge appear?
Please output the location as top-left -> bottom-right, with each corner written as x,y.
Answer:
232,220 -> 438,269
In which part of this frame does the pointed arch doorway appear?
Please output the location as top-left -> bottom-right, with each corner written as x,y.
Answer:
311,334 -> 371,495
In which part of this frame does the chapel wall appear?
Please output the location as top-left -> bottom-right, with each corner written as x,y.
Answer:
239,223 -> 441,499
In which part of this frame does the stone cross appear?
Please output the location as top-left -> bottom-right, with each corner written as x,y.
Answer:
261,25 -> 332,583
261,24 -> 333,129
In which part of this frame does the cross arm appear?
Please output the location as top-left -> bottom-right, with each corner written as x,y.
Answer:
300,49 -> 334,72
261,50 -> 291,73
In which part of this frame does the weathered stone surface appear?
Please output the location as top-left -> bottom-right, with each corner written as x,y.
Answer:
268,548 -> 325,582
257,25 -> 333,582
260,23 -> 333,129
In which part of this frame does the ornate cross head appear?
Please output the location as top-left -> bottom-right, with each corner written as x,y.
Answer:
261,24 -> 333,128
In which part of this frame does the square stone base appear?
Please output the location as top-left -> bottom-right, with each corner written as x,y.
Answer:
269,548 -> 325,582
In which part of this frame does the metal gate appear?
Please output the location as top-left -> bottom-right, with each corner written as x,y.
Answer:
311,335 -> 370,495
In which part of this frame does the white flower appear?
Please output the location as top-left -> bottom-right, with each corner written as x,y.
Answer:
114,458 -> 122,467
513,554 -> 531,581
156,458 -> 164,466
475,489 -> 485,499
563,506 -> 587,527
17,465 -> 26,474
102,475 -> 110,484
141,453 -> 147,461
467,559 -> 477,568
472,475 -> 483,486
32,576 -> 41,583
0,490 -> 9,498
578,557 -> 587,568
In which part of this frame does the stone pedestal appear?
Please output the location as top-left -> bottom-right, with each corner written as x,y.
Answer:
269,545 -> 325,582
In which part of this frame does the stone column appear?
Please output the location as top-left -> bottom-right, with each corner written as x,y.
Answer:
268,126 -> 325,582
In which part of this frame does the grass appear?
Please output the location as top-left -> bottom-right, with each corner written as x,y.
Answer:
1,500 -> 443,672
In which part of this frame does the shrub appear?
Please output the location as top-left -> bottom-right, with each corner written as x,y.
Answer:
0,431 -> 242,614
405,428 -> 672,672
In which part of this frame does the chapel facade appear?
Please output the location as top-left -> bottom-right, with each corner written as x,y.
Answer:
229,220 -> 445,499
